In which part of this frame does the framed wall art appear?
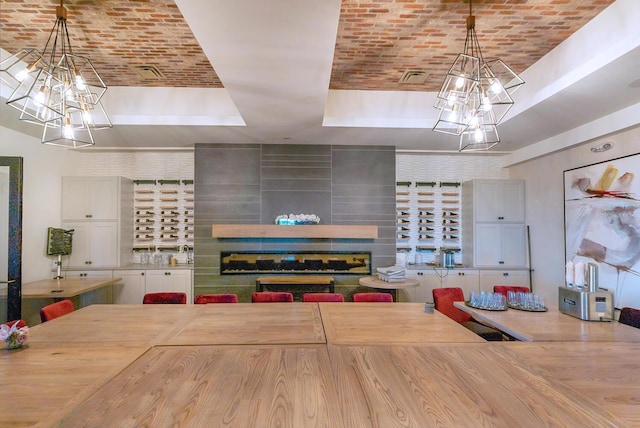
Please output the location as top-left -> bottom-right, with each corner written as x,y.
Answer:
564,153 -> 639,309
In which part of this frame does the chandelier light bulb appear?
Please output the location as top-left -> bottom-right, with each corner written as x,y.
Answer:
63,122 -> 74,140
74,73 -> 86,91
490,80 -> 502,94
455,76 -> 464,89
474,127 -> 483,142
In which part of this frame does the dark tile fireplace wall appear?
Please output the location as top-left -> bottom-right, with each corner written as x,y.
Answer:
194,144 -> 396,298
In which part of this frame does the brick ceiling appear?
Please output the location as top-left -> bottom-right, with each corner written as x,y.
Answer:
0,0 -> 615,92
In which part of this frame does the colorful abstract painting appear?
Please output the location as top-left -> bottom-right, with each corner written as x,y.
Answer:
564,154 -> 639,309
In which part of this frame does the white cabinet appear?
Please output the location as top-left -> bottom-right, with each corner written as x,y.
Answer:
145,269 -> 192,303
406,269 -> 479,302
474,223 -> 526,267
61,222 -> 119,267
473,180 -> 524,223
113,270 -> 146,304
479,270 -> 530,293
462,179 -> 527,269
62,176 -> 120,221
60,176 -> 133,268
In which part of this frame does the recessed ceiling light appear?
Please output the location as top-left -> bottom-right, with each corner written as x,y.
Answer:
628,78 -> 640,88
590,142 -> 613,153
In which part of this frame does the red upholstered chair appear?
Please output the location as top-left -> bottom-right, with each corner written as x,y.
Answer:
302,293 -> 344,302
142,292 -> 187,304
353,292 -> 393,303
40,299 -> 75,322
251,292 -> 294,303
432,287 -> 503,341
619,307 -> 640,329
493,285 -> 530,298
2,319 -> 27,329
194,294 -> 238,304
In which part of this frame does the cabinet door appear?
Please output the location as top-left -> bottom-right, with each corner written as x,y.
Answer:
479,270 -> 530,293
475,224 -> 526,268
474,224 -> 502,266
475,181 -> 500,222
502,181 -> 525,222
413,270 -> 447,303
114,270 -> 146,304
446,270 -> 479,300
501,224 -> 526,267
62,222 -> 118,268
145,270 -> 192,303
62,177 -> 118,221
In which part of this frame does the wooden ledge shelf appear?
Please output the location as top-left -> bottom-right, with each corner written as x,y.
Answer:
212,224 -> 378,239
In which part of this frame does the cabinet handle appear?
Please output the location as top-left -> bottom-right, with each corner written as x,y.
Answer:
165,272 -> 171,276
86,214 -> 93,218
503,272 -> 509,276
499,261 -> 504,264
498,216 -> 504,220
141,272 -> 145,276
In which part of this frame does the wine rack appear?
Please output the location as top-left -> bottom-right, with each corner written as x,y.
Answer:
133,179 -> 194,255
395,181 -> 462,264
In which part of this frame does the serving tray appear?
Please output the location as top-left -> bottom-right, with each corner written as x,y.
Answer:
507,303 -> 548,312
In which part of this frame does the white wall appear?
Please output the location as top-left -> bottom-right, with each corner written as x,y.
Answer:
0,125 -> 194,282
508,127 -> 640,305
0,127 -> 75,282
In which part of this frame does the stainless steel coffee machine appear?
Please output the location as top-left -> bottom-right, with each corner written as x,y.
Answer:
559,262 -> 614,321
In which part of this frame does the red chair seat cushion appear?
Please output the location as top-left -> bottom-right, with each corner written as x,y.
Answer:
302,293 -> 344,302
352,293 -> 393,302
194,294 -> 238,304
143,292 -> 187,304
40,299 -> 75,322
432,288 -> 471,323
619,307 -> 640,328
251,292 -> 294,303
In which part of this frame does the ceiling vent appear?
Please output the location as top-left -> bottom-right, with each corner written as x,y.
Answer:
399,70 -> 428,84
132,65 -> 165,79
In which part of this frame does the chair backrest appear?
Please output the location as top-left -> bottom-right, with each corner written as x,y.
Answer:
302,293 -> 344,302
40,299 -> 75,322
619,307 -> 640,329
352,292 -> 393,303
142,292 -> 187,304
251,292 -> 294,303
432,287 -> 471,323
493,285 -> 531,297
194,293 -> 238,304
1,319 -> 27,329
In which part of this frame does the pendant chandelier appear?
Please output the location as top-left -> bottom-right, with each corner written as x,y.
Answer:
0,0 -> 111,148
432,0 -> 524,152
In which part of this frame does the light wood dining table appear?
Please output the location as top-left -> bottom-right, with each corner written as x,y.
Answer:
319,302 -> 484,344
0,277 -> 121,299
2,302 -> 638,427
454,301 -> 640,342
328,343 -> 626,427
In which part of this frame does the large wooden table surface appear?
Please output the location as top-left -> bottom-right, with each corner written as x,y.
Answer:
2,303 -> 638,427
454,301 -> 640,342
319,302 -> 484,344
328,343 -> 627,427
0,277 -> 121,299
